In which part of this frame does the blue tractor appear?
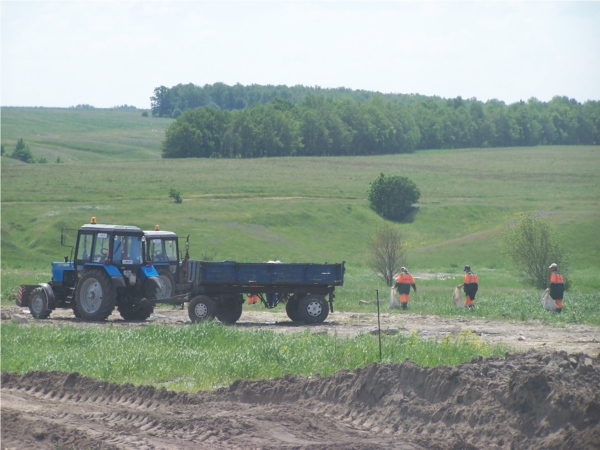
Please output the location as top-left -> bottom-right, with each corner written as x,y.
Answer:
17,218 -> 161,321
144,226 -> 190,300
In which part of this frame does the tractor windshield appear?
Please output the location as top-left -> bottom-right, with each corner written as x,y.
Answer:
165,239 -> 178,262
76,233 -> 94,262
149,238 -> 167,262
113,234 -> 143,265
148,238 -> 178,263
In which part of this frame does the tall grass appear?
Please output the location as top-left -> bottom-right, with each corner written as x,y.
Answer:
0,322 -> 511,391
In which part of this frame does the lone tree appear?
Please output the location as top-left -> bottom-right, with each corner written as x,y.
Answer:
11,138 -> 35,163
368,173 -> 420,221
367,225 -> 407,287
503,213 -> 569,289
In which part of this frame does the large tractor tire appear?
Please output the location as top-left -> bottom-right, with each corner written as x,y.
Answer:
285,295 -> 302,322
188,295 -> 216,323
156,268 -> 175,299
216,298 -> 243,324
75,270 -> 116,321
29,287 -> 52,319
298,294 -> 329,323
117,279 -> 158,321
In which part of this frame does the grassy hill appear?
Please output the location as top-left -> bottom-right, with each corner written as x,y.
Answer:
1,107 -> 173,162
2,108 -> 600,308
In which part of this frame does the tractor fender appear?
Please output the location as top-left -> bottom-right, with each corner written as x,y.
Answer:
38,283 -> 57,309
99,264 -> 127,288
140,265 -> 159,281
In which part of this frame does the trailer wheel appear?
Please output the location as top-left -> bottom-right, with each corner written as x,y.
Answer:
156,268 -> 175,299
298,294 -> 329,323
216,299 -> 243,324
29,287 -> 51,319
117,279 -> 158,321
285,295 -> 302,322
188,295 -> 216,323
75,270 -> 116,321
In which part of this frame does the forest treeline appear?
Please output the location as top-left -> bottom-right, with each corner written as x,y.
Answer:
155,83 -> 600,158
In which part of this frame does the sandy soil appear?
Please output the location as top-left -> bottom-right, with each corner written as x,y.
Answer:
2,305 -> 600,449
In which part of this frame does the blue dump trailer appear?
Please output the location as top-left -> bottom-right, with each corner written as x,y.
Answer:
153,260 -> 345,324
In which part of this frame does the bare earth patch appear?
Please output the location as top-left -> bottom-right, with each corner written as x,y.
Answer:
2,306 -> 599,449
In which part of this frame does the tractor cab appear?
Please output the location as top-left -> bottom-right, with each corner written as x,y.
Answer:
75,222 -> 154,283
144,225 -> 189,299
145,227 -> 180,271
19,217 -> 161,322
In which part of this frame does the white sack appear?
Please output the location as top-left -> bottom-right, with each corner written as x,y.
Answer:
389,286 -> 400,309
541,288 -> 558,311
453,287 -> 464,308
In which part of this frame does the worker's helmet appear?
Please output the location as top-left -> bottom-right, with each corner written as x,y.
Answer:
400,267 -> 408,273
464,265 -> 471,271
548,263 -> 558,269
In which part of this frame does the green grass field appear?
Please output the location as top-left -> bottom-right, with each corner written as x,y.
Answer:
0,322 -> 510,391
2,107 -> 600,315
1,107 -> 171,162
2,107 -> 599,388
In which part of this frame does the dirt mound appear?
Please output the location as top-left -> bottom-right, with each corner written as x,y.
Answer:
2,350 -> 599,449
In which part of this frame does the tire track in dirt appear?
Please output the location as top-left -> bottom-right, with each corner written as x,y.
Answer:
3,350 -> 600,450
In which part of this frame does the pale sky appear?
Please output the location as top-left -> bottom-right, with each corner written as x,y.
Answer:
2,1 -> 599,109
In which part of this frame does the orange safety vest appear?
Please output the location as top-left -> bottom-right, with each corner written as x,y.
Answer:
550,272 -> 564,284
397,273 -> 415,284
464,272 -> 478,285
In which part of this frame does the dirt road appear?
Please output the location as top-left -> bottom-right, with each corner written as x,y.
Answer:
2,306 -> 599,449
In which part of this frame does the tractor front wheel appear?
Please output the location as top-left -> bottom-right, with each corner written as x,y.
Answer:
75,270 -> 116,321
29,287 -> 51,319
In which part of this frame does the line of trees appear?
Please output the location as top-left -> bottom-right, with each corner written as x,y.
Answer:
151,82 -> 434,118
157,84 -> 600,159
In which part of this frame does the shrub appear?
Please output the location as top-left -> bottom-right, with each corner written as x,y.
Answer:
169,187 -> 182,203
11,138 -> 35,163
367,225 -> 407,286
368,173 -> 420,221
142,111 -> 149,117
503,213 -> 569,289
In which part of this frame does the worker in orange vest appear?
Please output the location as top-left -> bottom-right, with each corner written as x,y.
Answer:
395,267 -> 417,310
548,263 -> 564,313
457,265 -> 478,309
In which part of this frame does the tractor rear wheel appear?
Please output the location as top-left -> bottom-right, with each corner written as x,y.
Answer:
188,295 -> 216,323
156,268 -> 175,299
75,270 -> 116,321
216,298 -> 243,324
117,279 -> 158,321
29,287 -> 51,319
298,294 -> 329,323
